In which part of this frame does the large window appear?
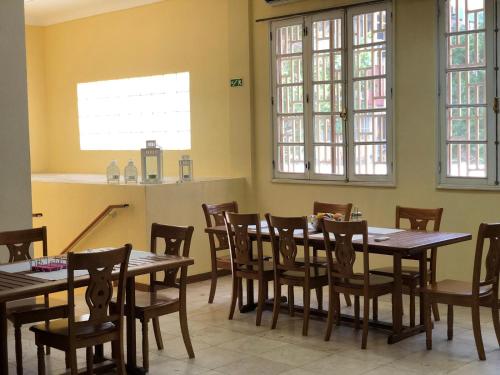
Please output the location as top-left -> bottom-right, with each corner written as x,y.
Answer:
77,72 -> 191,151
271,2 -> 393,183
438,0 -> 498,187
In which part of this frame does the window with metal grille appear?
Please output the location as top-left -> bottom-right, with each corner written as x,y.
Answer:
271,2 -> 394,184
438,0 -> 499,187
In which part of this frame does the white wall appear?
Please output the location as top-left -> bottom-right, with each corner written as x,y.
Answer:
0,0 -> 33,261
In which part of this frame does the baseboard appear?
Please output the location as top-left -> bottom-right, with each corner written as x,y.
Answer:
135,269 -> 231,292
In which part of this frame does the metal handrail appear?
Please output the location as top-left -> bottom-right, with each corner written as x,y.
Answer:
60,204 -> 129,254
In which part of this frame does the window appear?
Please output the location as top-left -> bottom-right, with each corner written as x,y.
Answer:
271,2 -> 393,183
438,0 -> 498,187
77,72 -> 191,151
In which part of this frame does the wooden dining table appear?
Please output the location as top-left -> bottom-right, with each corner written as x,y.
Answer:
205,223 -> 471,344
0,250 -> 194,375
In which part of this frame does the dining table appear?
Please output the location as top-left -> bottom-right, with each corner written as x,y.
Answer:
205,222 -> 472,344
0,249 -> 194,375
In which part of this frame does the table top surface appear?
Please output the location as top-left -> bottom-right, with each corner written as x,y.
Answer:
0,250 -> 194,303
205,225 -> 472,254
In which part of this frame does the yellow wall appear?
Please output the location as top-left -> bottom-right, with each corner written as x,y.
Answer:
26,0 -> 247,178
26,26 -> 49,172
25,0 -> 500,282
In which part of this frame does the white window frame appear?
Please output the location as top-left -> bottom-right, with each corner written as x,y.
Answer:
437,0 -> 498,188
270,1 -> 395,185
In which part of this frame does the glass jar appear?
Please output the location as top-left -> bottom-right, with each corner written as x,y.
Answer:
124,160 -> 138,184
106,161 -> 120,184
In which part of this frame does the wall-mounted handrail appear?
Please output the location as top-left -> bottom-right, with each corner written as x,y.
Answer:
60,204 -> 129,254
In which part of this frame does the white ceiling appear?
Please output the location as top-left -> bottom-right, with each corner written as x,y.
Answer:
24,0 -> 164,26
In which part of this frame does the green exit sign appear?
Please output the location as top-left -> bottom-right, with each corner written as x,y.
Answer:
230,78 -> 243,87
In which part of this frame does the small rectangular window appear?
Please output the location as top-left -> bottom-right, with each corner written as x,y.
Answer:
77,72 -> 191,151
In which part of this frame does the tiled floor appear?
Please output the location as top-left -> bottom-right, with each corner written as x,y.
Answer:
7,276 -> 500,374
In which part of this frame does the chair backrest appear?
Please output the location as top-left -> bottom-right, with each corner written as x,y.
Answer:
473,223 -> 500,294
321,219 -> 368,284
266,214 -> 309,273
67,245 -> 131,341
202,201 -> 239,251
0,227 -> 47,263
150,223 -> 194,288
224,212 -> 264,271
396,206 -> 443,232
313,202 -> 353,221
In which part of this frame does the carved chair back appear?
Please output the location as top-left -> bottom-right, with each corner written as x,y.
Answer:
265,214 -> 310,275
67,245 -> 131,342
473,223 -> 500,296
202,202 -> 239,251
224,213 -> 264,273
321,219 -> 369,285
313,202 -> 353,221
396,206 -> 443,268
0,227 -> 47,263
150,223 -> 194,289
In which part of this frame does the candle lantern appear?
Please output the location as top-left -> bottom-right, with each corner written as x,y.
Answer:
106,161 -> 120,184
141,140 -> 163,184
124,160 -> 138,184
178,155 -> 193,182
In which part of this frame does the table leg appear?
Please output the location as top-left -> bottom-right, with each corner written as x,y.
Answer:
0,302 -> 8,375
390,253 -> 403,339
125,277 -> 146,375
240,240 -> 256,313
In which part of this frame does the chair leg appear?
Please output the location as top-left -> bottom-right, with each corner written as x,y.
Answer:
335,293 -> 342,326
288,285 -> 295,317
271,283 -> 281,329
471,304 -> 486,360
362,297 -> 370,349
432,302 -> 440,322
86,347 -> 93,375
409,285 -> 416,328
354,296 -> 360,330
302,287 -> 311,336
324,284 -> 335,341
344,293 -> 352,307
492,296 -> 500,347
45,319 -> 50,356
142,319 -> 150,371
373,297 -> 378,321
208,254 -> 218,304
447,305 -> 453,340
228,275 -> 239,320
425,295 -> 432,350
14,324 -> 23,375
37,344 -> 45,375
315,286 -> 323,311
256,279 -> 265,326
152,317 -> 164,350
238,278 -> 244,310
112,339 -> 126,375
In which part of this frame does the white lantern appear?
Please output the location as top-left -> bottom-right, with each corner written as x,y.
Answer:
178,155 -> 193,182
141,140 -> 163,184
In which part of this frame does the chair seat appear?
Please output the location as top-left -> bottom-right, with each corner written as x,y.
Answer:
295,256 -> 331,267
238,261 -> 274,273
337,274 -> 393,288
216,254 -> 231,262
283,267 -> 327,278
131,293 -> 179,311
30,318 -> 116,338
371,265 -> 430,280
421,279 -> 492,297
7,302 -> 68,325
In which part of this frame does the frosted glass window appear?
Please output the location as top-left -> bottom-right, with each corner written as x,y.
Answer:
77,72 -> 191,150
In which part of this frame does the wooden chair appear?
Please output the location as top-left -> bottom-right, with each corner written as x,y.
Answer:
202,201 -> 239,304
0,227 -> 68,375
265,214 -> 328,336
30,245 -> 132,375
110,224 -> 195,371
313,201 -> 353,308
371,206 -> 443,326
225,212 -> 274,326
321,219 -> 394,349
423,223 -> 500,361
